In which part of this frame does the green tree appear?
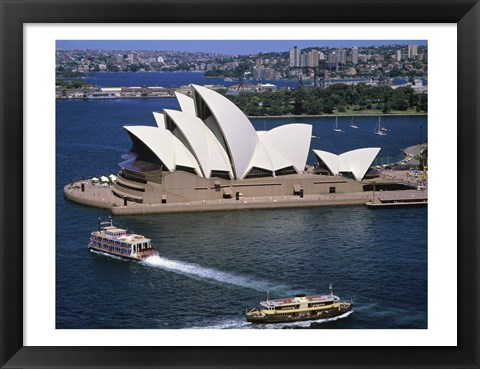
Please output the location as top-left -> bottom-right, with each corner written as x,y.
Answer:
323,98 -> 335,114
305,100 -> 323,115
129,64 -> 140,72
417,93 -> 428,112
293,88 -> 306,115
388,69 -> 403,77
382,102 -> 391,114
391,96 -> 409,111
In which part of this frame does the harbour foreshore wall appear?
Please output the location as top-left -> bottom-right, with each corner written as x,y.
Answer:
64,189 -> 113,210
64,187 -> 369,215
110,196 -> 369,215
64,165 -> 427,216
64,184 -> 425,215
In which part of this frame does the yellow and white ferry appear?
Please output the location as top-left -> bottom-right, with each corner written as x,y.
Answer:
246,284 -> 352,324
89,216 -> 159,260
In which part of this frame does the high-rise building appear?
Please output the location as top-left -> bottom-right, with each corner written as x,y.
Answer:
352,47 -> 358,64
407,44 -> 418,59
307,50 -> 319,67
396,50 -> 402,62
254,65 -> 263,79
337,49 -> 347,64
289,46 -> 300,67
328,52 -> 337,64
300,52 -> 308,67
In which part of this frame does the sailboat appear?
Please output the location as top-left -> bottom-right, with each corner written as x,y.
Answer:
373,117 -> 387,136
333,117 -> 342,132
349,117 -> 359,129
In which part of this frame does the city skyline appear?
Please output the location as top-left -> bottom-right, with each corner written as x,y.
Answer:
56,40 -> 427,55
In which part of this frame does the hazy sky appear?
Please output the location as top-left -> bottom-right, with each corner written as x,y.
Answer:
56,40 -> 427,54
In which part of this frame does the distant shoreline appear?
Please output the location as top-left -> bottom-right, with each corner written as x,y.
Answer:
55,97 -> 427,118
249,112 -> 427,119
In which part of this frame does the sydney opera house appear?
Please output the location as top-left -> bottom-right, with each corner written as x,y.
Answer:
111,84 -> 380,205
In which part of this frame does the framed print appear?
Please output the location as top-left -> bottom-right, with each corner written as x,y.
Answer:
1,0 -> 479,368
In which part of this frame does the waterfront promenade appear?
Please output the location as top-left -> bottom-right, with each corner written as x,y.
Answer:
64,177 -> 427,215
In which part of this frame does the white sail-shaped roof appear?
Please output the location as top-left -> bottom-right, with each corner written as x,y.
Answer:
312,150 -> 343,176
174,91 -> 196,116
340,148 -> 381,180
122,85 -> 317,181
152,112 -> 165,128
247,138 -> 293,175
313,148 -> 380,180
191,84 -> 258,179
124,125 -> 202,176
163,109 -> 233,179
260,124 -> 312,173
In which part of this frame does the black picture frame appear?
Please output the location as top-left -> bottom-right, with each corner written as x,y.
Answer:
1,0 -> 478,368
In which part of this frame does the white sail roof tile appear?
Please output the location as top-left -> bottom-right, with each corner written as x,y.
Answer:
163,109 -> 232,178
124,87 -> 326,181
124,125 -> 202,176
174,91 -> 196,116
260,124 -> 312,173
152,112 -> 165,128
191,84 -> 258,179
313,148 -> 380,180
340,148 -> 381,180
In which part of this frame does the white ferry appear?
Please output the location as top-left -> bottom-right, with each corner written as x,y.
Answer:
88,217 -> 159,260
246,284 -> 352,324
84,92 -> 120,99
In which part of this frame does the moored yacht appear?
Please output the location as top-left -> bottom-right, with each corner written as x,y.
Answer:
373,117 -> 387,135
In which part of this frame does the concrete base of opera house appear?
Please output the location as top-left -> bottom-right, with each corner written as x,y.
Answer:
63,175 -> 427,215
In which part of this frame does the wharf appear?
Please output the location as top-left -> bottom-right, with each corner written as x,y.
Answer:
366,191 -> 428,208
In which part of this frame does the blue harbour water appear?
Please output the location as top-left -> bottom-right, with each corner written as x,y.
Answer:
81,71 -> 300,89
56,72 -> 428,329
80,71 -> 412,89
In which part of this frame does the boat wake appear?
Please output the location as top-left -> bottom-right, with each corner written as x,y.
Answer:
257,309 -> 354,329
189,310 -> 354,329
89,249 -> 128,261
143,255 -> 292,293
189,319 -> 252,330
